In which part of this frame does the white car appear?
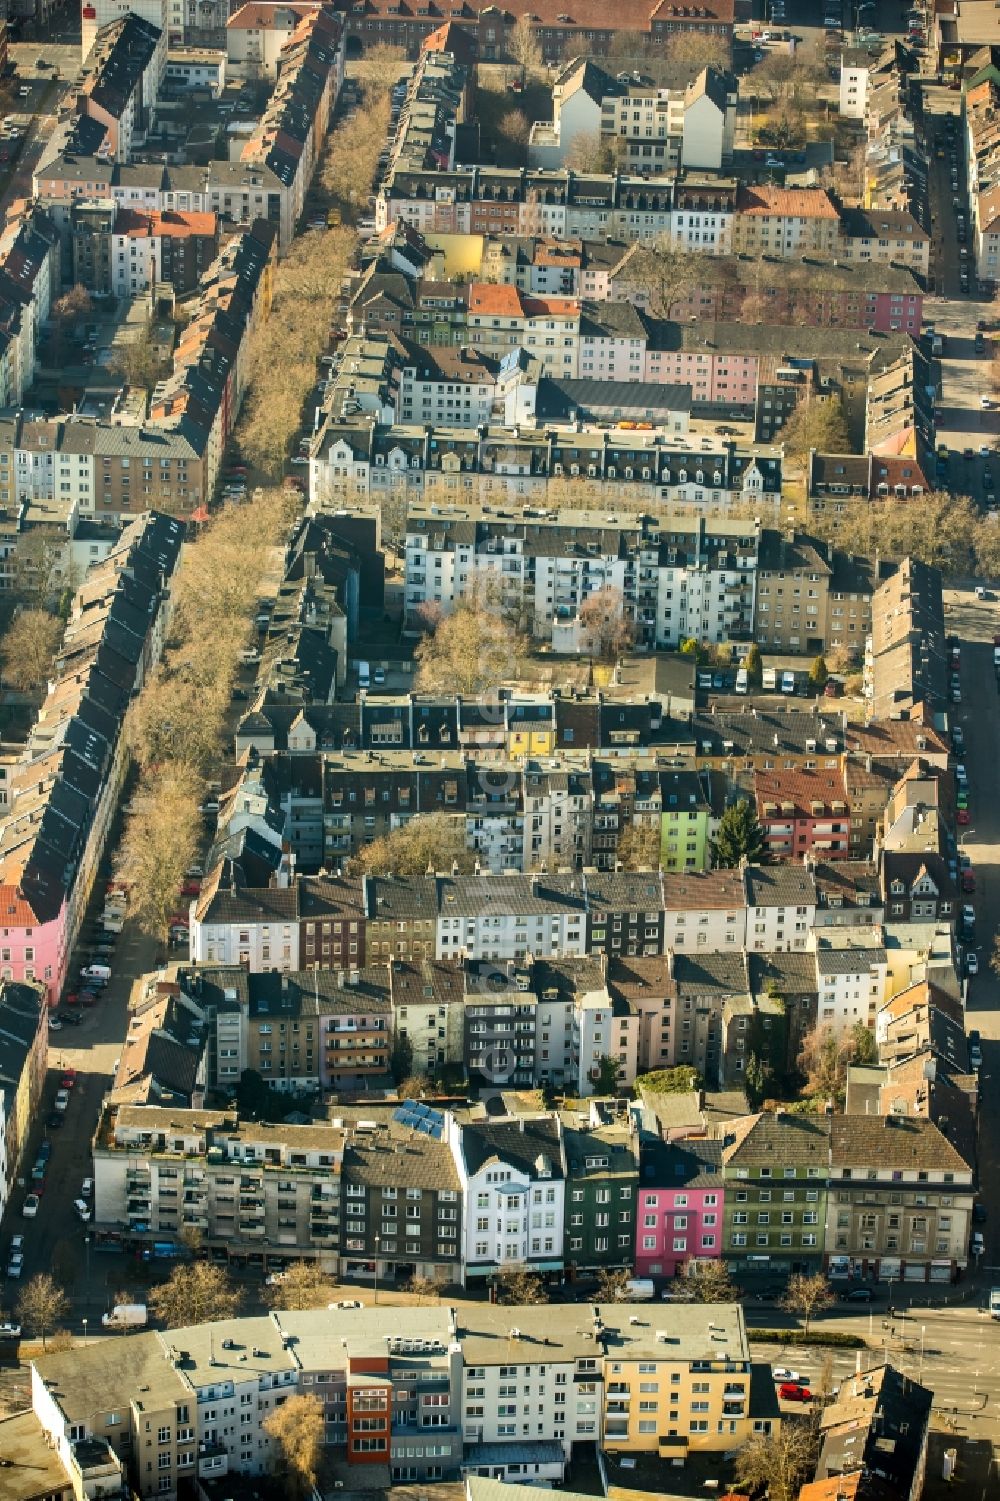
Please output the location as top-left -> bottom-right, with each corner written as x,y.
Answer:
54,1089 -> 69,1112
47,1014 -> 62,1031
972,1231 -> 985,1255
81,1177 -> 94,1198
967,952 -> 979,976
772,1366 -> 804,1383
73,1199 -> 91,1222
0,1322 -> 21,1337
22,1194 -> 39,1218
5,1256 -> 22,1279
10,1234 -> 24,1256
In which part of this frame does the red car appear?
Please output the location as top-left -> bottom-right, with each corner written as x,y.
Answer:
180,880 -> 201,897
962,869 -> 976,892
779,1383 -> 812,1402
60,1070 -> 76,1088
64,992 -> 79,1007
958,808 -> 971,825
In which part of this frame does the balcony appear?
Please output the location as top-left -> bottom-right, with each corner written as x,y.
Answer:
71,1437 -> 125,1501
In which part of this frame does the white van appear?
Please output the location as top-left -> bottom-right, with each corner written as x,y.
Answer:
781,671 -> 796,694
101,914 -> 124,934
358,660 -> 371,689
80,964 -> 111,984
762,667 -> 777,690
735,667 -> 749,695
102,1303 -> 147,1328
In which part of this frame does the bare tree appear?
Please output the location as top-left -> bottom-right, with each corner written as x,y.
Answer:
596,1267 -> 633,1302
271,1260 -> 336,1311
149,1262 -> 243,1327
350,810 -> 473,877
496,1264 -> 546,1305
616,821 -> 662,871
780,396 -> 850,467
499,107 -> 531,147
0,608 -> 61,692
113,766 -> 202,945
263,1393 -> 325,1497
622,238 -> 711,318
733,1423 -> 819,1501
668,31 -> 730,69
414,593 -> 523,695
578,585 -> 634,660
781,1271 -> 835,1335
675,1260 -> 739,1303
409,1274 -> 444,1303
16,1274 -> 69,1349
508,16 -> 544,81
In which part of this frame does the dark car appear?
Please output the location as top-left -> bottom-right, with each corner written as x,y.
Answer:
58,1010 -> 83,1026
839,1286 -> 874,1302
45,1112 -> 64,1129
974,1201 -> 988,1223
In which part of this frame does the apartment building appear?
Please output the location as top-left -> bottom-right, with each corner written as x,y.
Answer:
595,1301 -> 776,1459
562,1112 -> 639,1273
388,956 -> 467,1077
808,1364 -> 931,1501
754,767 -> 852,862
93,1105 -> 346,1268
0,205 -> 60,411
529,60 -> 735,176
225,1 -> 320,78
838,206 -> 931,276
452,1115 -> 567,1284
634,1136 -> 724,1278
0,513 -> 184,1006
32,1336 -> 194,1501
402,503 -> 761,653
865,556 -> 946,721
341,0 -> 734,66
163,1317 -> 298,1478
311,416 -> 782,515
733,186 -> 841,257
826,1115 -> 974,1282
272,1305 -> 463,1481
341,1113 -> 463,1287
108,209 -> 218,296
721,1112 -> 830,1273
0,981 -> 47,1221
77,15 -> 166,163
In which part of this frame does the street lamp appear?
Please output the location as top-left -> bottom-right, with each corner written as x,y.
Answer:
82,1317 -> 88,1347
919,1323 -> 926,1384
374,1234 -> 380,1306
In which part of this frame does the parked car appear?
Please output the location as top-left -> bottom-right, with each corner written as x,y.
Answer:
839,1286 -> 874,1302
972,1231 -> 985,1256
779,1383 -> 812,1402
22,1194 -> 39,1217
6,1255 -> 23,1279
73,1199 -> 91,1222
772,1367 -> 804,1383
0,1322 -> 21,1338
966,951 -> 979,977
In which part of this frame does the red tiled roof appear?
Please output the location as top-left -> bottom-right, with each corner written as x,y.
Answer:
227,1 -> 317,28
736,185 -> 839,218
115,209 -> 217,240
754,766 -> 850,818
468,282 -> 526,317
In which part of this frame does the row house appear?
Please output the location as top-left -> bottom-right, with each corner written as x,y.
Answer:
341,1113 -> 464,1288
402,502 -> 762,651
36,149 -> 295,255
226,1 -> 320,79
238,6 -> 344,232
720,1111 -> 831,1274
0,205 -> 60,411
732,185 -> 842,259
274,1304 -> 462,1482
190,862 -> 823,986
562,1109 -> 640,1275
966,77 -> 1000,287
838,205 -> 931,277
634,1135 -> 724,1278
311,416 -> 783,514
452,1115 -> 567,1284
753,766 -> 852,861
343,0 -> 735,67
385,47 -> 470,177
0,981 -> 47,1222
826,1114 -> 973,1283
76,15 -> 165,163
0,513 -> 184,1005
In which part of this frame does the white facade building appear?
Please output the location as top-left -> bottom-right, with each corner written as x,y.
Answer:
452,1116 -> 567,1284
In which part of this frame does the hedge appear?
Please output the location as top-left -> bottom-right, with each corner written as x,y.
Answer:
749,1328 -> 866,1348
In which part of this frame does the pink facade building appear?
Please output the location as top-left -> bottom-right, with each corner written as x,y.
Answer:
635,1137 -> 724,1280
